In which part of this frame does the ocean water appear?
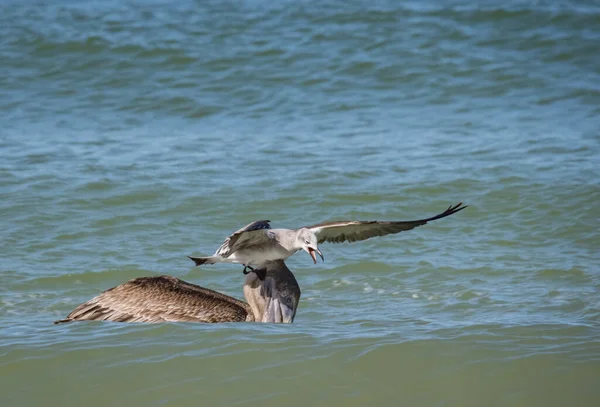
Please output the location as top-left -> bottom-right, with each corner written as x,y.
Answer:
1,0 -> 599,406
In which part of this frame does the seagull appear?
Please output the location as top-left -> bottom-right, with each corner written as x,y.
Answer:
188,202 -> 467,273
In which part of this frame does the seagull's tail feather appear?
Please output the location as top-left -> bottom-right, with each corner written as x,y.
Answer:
188,256 -> 220,267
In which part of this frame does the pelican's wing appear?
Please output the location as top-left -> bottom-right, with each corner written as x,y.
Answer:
215,220 -> 272,258
54,276 -> 252,324
306,203 -> 467,244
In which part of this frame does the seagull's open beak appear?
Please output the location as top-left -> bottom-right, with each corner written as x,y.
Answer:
306,247 -> 324,264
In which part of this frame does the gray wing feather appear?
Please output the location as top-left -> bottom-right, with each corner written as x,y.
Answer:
55,276 -> 252,324
216,220 -> 272,257
306,203 -> 467,244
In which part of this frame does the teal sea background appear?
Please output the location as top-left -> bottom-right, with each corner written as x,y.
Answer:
1,0 -> 599,406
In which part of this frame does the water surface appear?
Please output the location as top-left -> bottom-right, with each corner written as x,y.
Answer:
1,1 -> 599,406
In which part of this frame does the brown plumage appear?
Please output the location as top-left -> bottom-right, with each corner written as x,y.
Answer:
55,261 -> 300,324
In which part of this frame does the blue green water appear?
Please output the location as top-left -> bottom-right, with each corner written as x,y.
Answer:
1,1 -> 599,406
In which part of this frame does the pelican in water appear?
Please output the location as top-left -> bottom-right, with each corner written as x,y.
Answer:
189,202 -> 467,272
54,260 -> 300,324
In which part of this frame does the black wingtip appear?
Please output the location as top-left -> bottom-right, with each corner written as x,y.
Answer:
426,202 -> 468,222
447,202 -> 468,215
188,256 -> 204,267
448,202 -> 468,213
452,202 -> 468,213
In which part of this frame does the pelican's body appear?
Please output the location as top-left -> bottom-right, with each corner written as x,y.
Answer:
54,261 -> 300,324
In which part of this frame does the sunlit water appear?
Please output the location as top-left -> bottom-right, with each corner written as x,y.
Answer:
1,1 -> 599,406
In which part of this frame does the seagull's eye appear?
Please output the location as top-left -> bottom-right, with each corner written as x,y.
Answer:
305,240 -> 310,244
285,296 -> 294,305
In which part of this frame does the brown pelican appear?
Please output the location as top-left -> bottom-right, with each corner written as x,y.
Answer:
54,261 -> 300,324
189,202 -> 467,272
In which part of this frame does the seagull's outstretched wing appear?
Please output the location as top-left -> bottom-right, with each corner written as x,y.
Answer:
305,203 -> 467,244
215,220 -> 272,258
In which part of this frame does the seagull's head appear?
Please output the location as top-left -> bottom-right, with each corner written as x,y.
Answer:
297,228 -> 324,264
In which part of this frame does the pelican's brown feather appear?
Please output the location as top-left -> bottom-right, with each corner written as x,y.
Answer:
54,276 -> 252,324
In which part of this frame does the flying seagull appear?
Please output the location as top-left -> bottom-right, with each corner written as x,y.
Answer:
189,202 -> 466,272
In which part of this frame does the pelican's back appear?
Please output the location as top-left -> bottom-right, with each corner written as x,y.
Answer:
55,275 -> 252,324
